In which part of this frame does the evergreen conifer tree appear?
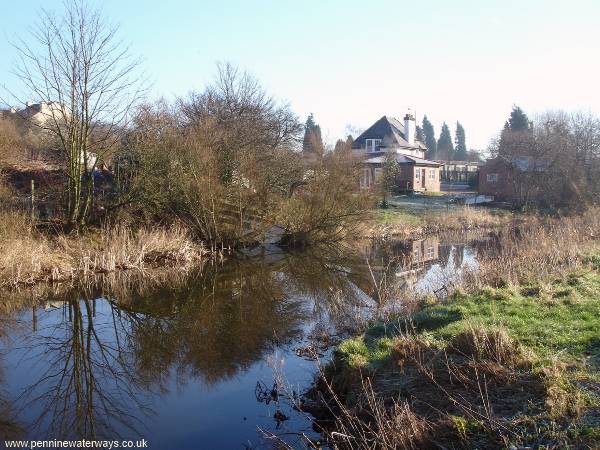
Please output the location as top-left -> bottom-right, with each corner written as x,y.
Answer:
302,113 -> 323,154
416,125 -> 424,142
454,122 -> 467,160
498,106 -> 532,156
506,106 -> 531,131
422,115 -> 437,159
437,122 -> 454,160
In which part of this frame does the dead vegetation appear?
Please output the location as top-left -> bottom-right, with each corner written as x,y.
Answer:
300,325 -> 596,449
367,206 -> 513,240
423,207 -> 513,235
0,210 -> 208,288
468,206 -> 600,287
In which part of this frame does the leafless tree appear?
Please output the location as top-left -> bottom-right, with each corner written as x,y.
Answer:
0,118 -> 25,166
179,62 -> 302,184
490,110 -> 600,208
11,0 -> 144,225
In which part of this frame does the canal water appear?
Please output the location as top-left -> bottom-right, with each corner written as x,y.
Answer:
0,235 -> 489,449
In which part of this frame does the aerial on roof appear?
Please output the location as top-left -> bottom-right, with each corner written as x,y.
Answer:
352,116 -> 427,151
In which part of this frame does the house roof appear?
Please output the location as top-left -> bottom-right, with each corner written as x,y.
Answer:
485,155 -> 550,172
364,154 -> 442,166
352,116 -> 427,151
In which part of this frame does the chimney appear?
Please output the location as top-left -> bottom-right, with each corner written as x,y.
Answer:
26,100 -> 33,108
404,112 -> 415,146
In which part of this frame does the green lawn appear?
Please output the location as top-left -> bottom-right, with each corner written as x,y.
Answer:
344,269 -> 600,366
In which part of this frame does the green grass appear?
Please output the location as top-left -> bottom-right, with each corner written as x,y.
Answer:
410,271 -> 600,362
328,255 -> 600,449
420,191 -> 446,197
374,208 -> 423,227
345,269 -> 600,366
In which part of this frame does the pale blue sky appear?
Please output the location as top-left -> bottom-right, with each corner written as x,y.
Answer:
1,0 -> 599,149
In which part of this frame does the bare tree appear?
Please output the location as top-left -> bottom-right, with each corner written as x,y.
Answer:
490,110 -> 600,208
11,0 -> 143,225
0,118 -> 25,166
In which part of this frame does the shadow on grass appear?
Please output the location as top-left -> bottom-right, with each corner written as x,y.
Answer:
365,307 -> 463,339
586,336 -> 600,369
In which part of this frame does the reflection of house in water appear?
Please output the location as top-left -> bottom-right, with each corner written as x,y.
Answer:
358,236 -> 439,270
357,237 -> 472,296
438,242 -> 465,269
408,237 -> 439,265
356,237 -> 441,294
393,237 -> 440,290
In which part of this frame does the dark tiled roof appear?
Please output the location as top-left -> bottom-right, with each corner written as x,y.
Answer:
352,116 -> 427,151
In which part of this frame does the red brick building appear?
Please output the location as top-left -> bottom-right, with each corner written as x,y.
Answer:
478,156 -> 548,204
353,115 -> 443,192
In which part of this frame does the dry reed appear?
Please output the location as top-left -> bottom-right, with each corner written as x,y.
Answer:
0,211 -> 209,288
467,207 -> 600,287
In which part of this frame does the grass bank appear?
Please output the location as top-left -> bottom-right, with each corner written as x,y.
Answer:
315,264 -> 600,449
0,211 -> 210,289
311,208 -> 600,449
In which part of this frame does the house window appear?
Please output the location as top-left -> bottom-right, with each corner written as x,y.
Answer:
486,173 -> 498,183
365,139 -> 382,153
360,168 -> 371,188
429,169 -> 435,179
374,168 -> 383,182
426,247 -> 434,258
415,169 -> 420,179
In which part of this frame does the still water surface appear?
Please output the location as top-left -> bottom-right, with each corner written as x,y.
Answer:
0,235 -> 488,449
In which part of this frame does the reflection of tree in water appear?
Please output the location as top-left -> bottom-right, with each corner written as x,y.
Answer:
17,294 -> 151,440
453,244 -> 465,267
7,246 -> 397,439
0,398 -> 22,440
438,244 -> 466,269
116,248 -> 374,387
279,247 -> 371,323
0,306 -> 25,440
118,260 -> 307,386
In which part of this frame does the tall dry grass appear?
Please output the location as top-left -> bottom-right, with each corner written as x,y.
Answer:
423,207 -> 512,233
291,324 -> 584,449
468,207 -> 600,287
0,211 -> 208,288
368,206 -> 513,240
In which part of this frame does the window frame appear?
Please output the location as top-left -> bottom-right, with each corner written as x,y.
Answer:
360,168 -> 372,188
373,167 -> 383,182
487,173 -> 499,183
365,138 -> 382,153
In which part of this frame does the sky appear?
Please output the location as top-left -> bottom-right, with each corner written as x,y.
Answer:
1,0 -> 599,150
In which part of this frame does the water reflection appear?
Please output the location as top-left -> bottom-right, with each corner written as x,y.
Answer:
357,236 -> 480,299
0,236 -> 482,447
16,296 -> 151,440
